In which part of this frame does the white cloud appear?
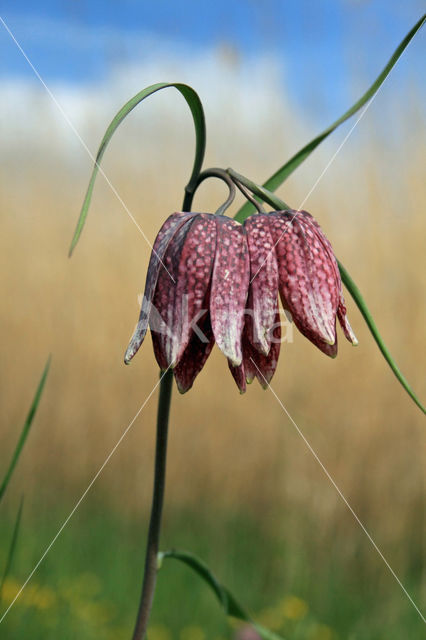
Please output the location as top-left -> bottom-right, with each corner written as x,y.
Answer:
0,17 -> 303,176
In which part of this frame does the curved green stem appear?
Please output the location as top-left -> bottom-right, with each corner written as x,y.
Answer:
229,173 -> 267,214
227,168 -> 291,211
131,369 -> 174,640
184,167 -> 236,215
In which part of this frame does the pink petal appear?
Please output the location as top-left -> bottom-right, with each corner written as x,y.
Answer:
210,216 -> 250,366
227,331 -> 255,394
124,212 -> 196,364
270,210 -> 339,354
243,214 -> 279,355
337,295 -> 358,345
150,214 -> 217,368
228,359 -> 248,394
250,307 -> 281,388
297,212 -> 357,346
173,310 -> 215,393
228,306 -> 281,392
149,217 -> 195,369
294,320 -> 338,358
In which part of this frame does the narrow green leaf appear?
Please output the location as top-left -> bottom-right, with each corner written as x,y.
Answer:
0,499 -> 24,604
159,549 -> 286,640
234,14 -> 426,222
338,262 -> 425,413
0,357 -> 51,503
69,82 -> 206,256
228,172 -> 424,412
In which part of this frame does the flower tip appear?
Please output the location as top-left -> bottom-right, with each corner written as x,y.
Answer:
337,300 -> 358,346
123,349 -> 134,365
174,373 -> 192,394
227,353 -> 243,367
124,329 -> 146,365
257,372 -> 272,389
348,329 -> 358,346
124,335 -> 142,363
317,322 -> 336,346
255,336 -> 270,357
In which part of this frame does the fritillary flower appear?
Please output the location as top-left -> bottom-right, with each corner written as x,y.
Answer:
125,209 -> 357,393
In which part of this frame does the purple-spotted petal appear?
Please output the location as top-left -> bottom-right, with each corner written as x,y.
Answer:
290,211 -> 357,347
227,333 -> 255,394
149,214 -> 217,368
210,216 -> 250,366
295,320 -> 338,358
228,306 -> 281,392
270,210 -> 339,354
149,217 -> 195,369
173,309 -> 215,393
337,295 -> 358,345
251,308 -> 281,387
243,214 -> 279,355
124,211 -> 196,364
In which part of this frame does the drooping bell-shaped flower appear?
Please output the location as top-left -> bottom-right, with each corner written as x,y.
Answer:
227,213 -> 281,393
125,211 -> 252,392
267,210 -> 358,356
125,208 -> 357,394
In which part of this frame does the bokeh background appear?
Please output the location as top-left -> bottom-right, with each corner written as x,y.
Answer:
0,1 -> 425,639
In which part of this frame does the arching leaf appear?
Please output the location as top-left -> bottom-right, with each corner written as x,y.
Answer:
69,83 -> 206,255
338,262 -> 425,413
159,549 -> 286,640
234,14 -> 425,222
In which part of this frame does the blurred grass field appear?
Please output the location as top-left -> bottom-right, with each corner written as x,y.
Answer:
0,70 -> 425,639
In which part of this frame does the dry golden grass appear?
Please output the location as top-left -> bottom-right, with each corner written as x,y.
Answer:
0,91 -> 424,576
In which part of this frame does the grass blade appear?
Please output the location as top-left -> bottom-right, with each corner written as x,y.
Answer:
159,549 -> 286,640
68,82 -> 206,256
0,356 -> 51,503
234,14 -> 426,222
228,171 -> 424,412
0,498 -> 24,604
338,262 -> 425,413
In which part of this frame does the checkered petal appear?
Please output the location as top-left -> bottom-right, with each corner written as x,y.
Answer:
150,214 -> 216,369
210,216 -> 250,366
124,212 -> 196,364
244,214 -> 279,355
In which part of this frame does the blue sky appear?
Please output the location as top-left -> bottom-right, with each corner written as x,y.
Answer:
0,1 -> 424,123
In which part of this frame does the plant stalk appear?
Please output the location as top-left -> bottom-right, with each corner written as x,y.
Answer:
184,167 -> 236,215
132,175 -> 198,639
131,368 -> 174,640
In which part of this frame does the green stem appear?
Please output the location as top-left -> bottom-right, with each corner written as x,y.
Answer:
227,168 -> 291,211
131,171 -> 204,638
230,174 -> 267,214
131,369 -> 174,640
184,167 -> 236,215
